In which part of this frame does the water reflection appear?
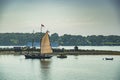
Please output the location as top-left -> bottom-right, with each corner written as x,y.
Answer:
39,60 -> 52,80
74,55 -> 78,59
0,55 -> 120,80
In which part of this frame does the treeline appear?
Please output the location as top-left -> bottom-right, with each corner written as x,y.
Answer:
0,33 -> 120,46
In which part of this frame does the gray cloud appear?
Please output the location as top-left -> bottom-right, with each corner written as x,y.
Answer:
0,0 -> 120,35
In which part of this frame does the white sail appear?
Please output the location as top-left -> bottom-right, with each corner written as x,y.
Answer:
40,31 -> 53,54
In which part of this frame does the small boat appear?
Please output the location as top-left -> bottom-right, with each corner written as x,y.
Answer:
104,57 -> 113,60
57,54 -> 67,58
25,31 -> 53,59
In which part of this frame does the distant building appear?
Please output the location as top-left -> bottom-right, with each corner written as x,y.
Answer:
14,47 -> 22,52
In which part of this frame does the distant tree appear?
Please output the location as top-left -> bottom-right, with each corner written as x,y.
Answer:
0,33 -> 120,46
50,33 -> 59,45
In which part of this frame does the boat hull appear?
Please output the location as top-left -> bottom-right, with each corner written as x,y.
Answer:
105,58 -> 113,60
25,54 -> 52,59
57,55 -> 67,58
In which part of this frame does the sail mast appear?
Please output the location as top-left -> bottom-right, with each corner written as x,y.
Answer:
41,24 -> 45,33
32,30 -> 34,53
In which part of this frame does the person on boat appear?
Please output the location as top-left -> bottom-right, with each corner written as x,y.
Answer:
62,48 -> 64,52
74,46 -> 78,51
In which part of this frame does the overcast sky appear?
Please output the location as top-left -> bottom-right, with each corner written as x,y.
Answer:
0,0 -> 120,36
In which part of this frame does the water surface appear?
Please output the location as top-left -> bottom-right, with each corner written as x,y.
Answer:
0,55 -> 120,80
58,46 -> 120,51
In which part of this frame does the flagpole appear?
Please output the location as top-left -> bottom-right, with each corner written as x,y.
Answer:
41,24 -> 45,33
40,24 -> 44,54
41,26 -> 42,33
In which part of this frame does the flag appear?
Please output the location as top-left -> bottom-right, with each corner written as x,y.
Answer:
41,24 -> 45,27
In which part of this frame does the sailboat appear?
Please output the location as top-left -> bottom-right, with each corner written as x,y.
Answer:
25,31 -> 53,59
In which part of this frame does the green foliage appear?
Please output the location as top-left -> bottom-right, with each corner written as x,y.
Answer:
0,33 -> 120,46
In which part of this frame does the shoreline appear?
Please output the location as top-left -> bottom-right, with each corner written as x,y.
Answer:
0,49 -> 120,55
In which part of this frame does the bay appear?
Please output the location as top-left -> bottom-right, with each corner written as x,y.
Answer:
0,55 -> 120,80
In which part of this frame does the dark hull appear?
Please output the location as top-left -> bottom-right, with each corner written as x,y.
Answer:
105,58 -> 113,60
57,55 -> 67,58
25,54 -> 52,59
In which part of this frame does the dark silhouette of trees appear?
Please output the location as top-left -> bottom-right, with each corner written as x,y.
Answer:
0,33 -> 120,46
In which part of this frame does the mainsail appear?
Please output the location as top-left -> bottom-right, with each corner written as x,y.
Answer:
40,31 -> 53,54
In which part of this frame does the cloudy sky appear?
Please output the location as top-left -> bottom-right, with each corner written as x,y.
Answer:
0,0 -> 120,36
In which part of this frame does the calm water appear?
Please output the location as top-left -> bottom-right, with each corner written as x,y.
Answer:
0,55 -> 120,80
58,46 -> 120,51
0,46 -> 120,51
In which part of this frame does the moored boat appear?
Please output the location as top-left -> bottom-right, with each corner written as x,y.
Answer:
103,57 -> 113,60
57,54 -> 67,58
105,57 -> 113,60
